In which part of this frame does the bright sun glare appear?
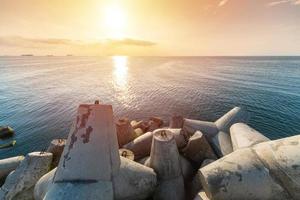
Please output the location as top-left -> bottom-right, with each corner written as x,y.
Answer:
103,3 -> 127,39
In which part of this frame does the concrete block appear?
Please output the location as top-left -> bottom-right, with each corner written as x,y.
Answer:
230,123 -> 270,150
47,139 -> 66,168
0,156 -> 24,185
201,134 -> 300,199
119,149 -> 134,161
210,131 -> 233,157
113,157 -> 157,200
182,131 -> 217,165
34,168 -> 56,200
169,115 -> 184,128
55,104 -> 120,182
0,152 -> 52,200
116,118 -> 135,147
149,129 -> 185,200
123,128 -> 188,160
215,107 -> 249,133
183,119 -> 219,139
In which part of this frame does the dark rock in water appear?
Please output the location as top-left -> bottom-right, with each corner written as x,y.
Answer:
0,126 -> 14,139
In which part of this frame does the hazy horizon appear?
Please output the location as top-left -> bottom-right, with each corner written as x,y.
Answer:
1,0 -> 300,56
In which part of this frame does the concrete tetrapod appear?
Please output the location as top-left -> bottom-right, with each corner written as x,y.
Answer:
182,131 -> 217,165
123,128 -> 188,160
0,156 -> 24,184
183,107 -> 249,157
230,123 -> 270,150
144,155 -> 196,182
0,152 -> 52,200
149,129 -> 185,200
47,139 -> 66,168
41,103 -> 156,200
200,135 -> 300,200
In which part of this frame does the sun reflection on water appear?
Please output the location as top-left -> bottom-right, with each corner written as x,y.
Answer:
112,56 -> 128,89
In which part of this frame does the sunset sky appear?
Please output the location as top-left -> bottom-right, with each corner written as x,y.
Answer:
0,0 -> 300,56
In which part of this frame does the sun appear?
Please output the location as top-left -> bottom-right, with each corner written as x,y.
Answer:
103,3 -> 127,39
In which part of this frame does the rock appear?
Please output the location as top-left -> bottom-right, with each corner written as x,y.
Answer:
0,126 -> 14,139
230,123 -> 270,151
46,139 -> 66,168
149,129 -> 185,200
119,149 -> 134,161
0,156 -> 24,185
0,152 -> 52,200
210,131 -> 233,157
42,103 -> 156,200
199,135 -> 300,200
116,118 -> 135,147
123,128 -> 188,160
214,107 -> 249,133
182,131 -> 217,165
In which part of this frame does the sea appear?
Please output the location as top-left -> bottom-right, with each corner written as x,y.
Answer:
0,56 -> 300,159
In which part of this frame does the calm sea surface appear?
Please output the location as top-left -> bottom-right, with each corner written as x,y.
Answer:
0,56 -> 300,159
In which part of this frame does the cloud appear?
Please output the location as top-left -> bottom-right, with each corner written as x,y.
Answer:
105,38 -> 156,47
0,36 -> 157,56
0,36 -> 156,48
218,0 -> 229,7
268,0 -> 300,6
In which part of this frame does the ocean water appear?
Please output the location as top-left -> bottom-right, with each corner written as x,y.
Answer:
0,56 -> 300,159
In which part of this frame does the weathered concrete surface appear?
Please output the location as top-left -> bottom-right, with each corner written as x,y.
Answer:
199,141 -> 297,200
145,155 -> 195,181
34,168 -> 56,200
200,159 -> 216,168
47,139 -> 66,168
113,157 -> 157,200
44,181 -> 114,200
0,152 -> 52,200
253,135 -> 300,199
133,128 -> 144,138
149,129 -> 185,200
0,156 -> 24,185
169,115 -> 184,128
193,190 -> 210,200
123,131 -> 153,160
182,131 -> 217,165
210,131 -> 233,157
55,104 -> 120,182
230,123 -> 270,150
43,104 -> 156,200
116,118 -> 135,147
187,159 -> 216,200
35,157 -> 157,200
123,128 -> 188,160
183,119 -> 219,139
119,149 -> 135,161
214,107 -> 249,133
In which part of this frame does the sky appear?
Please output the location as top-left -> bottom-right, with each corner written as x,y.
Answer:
0,0 -> 300,56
